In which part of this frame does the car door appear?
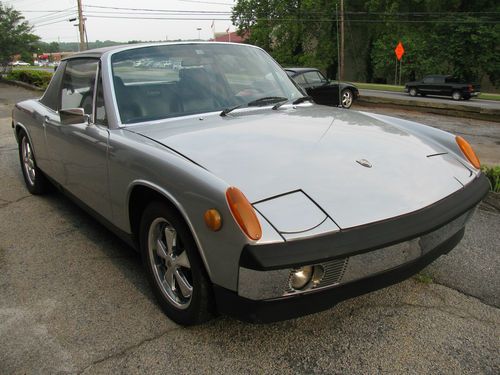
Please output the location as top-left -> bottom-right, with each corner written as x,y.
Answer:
44,58 -> 112,219
420,76 -> 436,94
303,71 -> 336,105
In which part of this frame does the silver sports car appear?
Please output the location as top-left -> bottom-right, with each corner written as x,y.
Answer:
12,42 -> 489,325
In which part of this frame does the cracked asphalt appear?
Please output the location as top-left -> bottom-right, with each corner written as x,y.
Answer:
1,83 -> 499,374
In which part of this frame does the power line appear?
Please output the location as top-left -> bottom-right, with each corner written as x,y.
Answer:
175,0 -> 234,5
32,19 -> 73,28
84,14 -> 499,24
85,10 -> 232,16
28,8 -> 75,23
85,5 -> 231,14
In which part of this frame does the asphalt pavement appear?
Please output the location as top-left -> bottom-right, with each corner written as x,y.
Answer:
1,83 -> 499,374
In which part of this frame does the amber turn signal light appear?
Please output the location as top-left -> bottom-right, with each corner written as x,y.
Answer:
226,187 -> 262,241
204,209 -> 222,231
456,136 -> 480,169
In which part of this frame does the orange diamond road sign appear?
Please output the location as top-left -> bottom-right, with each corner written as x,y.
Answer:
395,42 -> 405,61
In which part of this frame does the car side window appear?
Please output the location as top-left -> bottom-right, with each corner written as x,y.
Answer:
294,73 -> 307,85
303,71 -> 324,84
61,59 -> 98,115
94,73 -> 107,126
423,77 -> 434,84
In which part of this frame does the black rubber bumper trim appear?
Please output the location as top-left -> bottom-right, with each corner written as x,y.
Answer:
241,174 -> 489,271
215,228 -> 464,323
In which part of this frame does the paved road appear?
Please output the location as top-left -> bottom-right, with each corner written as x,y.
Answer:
359,89 -> 500,110
1,83 -> 499,374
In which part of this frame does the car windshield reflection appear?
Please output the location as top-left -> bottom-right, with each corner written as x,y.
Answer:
111,43 -> 303,124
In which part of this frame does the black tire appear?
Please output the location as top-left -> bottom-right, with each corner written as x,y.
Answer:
340,88 -> 354,109
409,88 -> 418,97
18,129 -> 49,195
139,201 -> 215,325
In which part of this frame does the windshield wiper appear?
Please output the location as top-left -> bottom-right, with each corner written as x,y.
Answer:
220,104 -> 243,117
247,96 -> 288,107
293,95 -> 314,105
272,95 -> 313,110
220,96 -> 288,117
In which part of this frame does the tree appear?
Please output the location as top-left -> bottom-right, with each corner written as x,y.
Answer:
232,0 -> 500,88
232,0 -> 339,77
0,2 -> 39,72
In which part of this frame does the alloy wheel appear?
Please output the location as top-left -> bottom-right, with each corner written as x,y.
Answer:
21,136 -> 36,185
147,217 -> 193,309
342,90 -> 353,108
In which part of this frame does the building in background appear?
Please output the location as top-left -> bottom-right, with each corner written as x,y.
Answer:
212,31 -> 247,43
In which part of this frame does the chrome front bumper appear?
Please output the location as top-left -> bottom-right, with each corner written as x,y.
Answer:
238,209 -> 474,301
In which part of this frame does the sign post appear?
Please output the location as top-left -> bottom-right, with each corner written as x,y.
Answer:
394,41 -> 405,85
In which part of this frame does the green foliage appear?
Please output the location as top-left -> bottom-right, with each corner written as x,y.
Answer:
0,2 -> 40,71
6,69 -> 53,89
232,0 -> 339,77
232,0 -> 500,86
481,165 -> 500,193
414,273 -> 433,284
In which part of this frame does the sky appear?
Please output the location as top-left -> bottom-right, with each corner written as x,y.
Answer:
3,0 -> 236,43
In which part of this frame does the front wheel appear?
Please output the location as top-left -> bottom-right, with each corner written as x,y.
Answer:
452,91 -> 462,101
409,88 -> 418,97
18,130 -> 49,195
139,201 -> 215,325
341,89 -> 354,108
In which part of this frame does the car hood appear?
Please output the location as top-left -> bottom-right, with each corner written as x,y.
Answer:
129,105 -> 474,229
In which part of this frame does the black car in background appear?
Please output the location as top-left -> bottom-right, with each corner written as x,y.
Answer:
405,75 -> 481,100
285,68 -> 359,109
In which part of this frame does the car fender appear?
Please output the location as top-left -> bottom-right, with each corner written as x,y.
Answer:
126,179 -> 214,278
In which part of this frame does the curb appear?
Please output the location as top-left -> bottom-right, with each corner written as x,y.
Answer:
356,94 -> 500,122
0,78 -> 45,92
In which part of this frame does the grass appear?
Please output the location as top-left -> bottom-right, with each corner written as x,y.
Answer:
478,92 -> 500,101
354,82 -> 405,92
353,82 -> 500,101
414,273 -> 433,284
481,165 -> 500,193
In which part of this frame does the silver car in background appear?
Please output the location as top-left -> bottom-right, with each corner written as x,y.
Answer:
12,42 -> 489,325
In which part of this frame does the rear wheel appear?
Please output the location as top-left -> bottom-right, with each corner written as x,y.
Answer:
139,201 -> 214,325
452,91 -> 462,101
341,89 -> 354,108
18,130 -> 49,195
409,88 -> 418,97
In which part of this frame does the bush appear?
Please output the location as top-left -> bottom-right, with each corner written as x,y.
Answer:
6,69 -> 53,89
482,165 -> 500,193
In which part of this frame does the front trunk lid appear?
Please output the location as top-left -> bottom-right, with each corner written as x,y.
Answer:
130,106 -> 473,229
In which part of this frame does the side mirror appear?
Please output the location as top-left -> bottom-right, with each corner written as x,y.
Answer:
59,108 -> 90,125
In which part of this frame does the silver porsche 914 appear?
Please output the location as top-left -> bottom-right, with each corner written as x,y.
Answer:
12,42 -> 489,325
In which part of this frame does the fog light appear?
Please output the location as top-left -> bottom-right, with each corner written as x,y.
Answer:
290,266 -> 313,290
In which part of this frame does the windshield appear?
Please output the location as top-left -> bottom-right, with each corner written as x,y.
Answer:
111,43 -> 303,124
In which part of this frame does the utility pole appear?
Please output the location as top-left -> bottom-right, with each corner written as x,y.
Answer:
339,0 -> 344,81
77,0 -> 86,51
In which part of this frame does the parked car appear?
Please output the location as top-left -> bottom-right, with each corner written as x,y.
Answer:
405,75 -> 480,100
13,61 -> 30,66
285,67 -> 359,108
13,42 -> 489,325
